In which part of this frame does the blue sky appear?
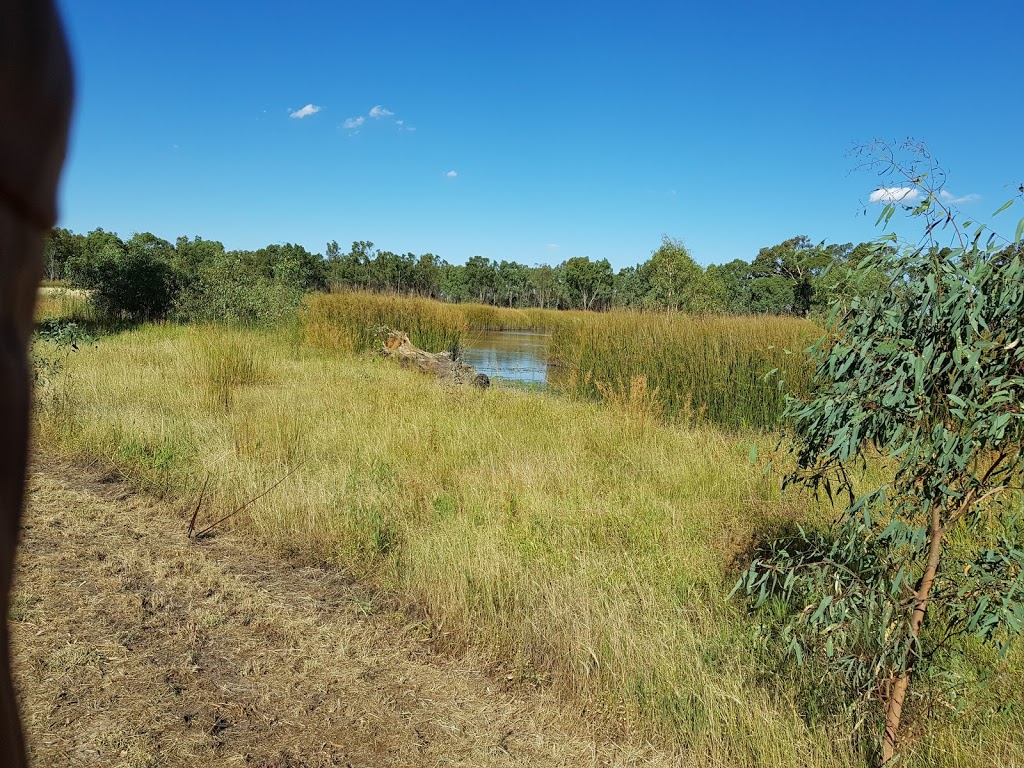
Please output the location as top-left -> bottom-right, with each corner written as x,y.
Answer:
53,0 -> 1023,269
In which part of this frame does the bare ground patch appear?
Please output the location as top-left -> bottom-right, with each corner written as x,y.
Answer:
11,459 -> 680,767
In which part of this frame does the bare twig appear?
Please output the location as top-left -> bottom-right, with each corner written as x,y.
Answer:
186,475 -> 209,538
193,462 -> 305,539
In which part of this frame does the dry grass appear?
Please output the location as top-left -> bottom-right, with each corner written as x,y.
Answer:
35,286 -> 93,323
14,460 -> 686,767
29,322 -> 1024,767
301,292 -> 467,354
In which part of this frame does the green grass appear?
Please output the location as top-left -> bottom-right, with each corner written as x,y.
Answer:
31,321 -> 1024,768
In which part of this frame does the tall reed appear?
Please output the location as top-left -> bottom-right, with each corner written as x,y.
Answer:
550,311 -> 817,430
301,292 -> 467,353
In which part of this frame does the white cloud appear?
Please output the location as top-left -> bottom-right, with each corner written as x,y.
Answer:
343,115 -> 365,129
545,243 -> 560,249
369,105 -> 394,118
939,190 -> 980,204
290,103 -> 321,119
868,187 -> 922,204
445,170 -> 458,178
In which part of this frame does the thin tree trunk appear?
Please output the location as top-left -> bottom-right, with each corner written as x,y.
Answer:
881,502 -> 944,765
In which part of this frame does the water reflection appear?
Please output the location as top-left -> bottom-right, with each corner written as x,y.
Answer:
461,330 -> 549,385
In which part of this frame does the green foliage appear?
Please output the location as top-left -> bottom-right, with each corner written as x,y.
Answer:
735,143 -> 1024,761
640,237 -> 721,312
750,236 -> 831,316
173,251 -> 302,326
563,256 -> 614,310
49,223 -> 885,319
71,235 -> 178,322
42,227 -> 84,281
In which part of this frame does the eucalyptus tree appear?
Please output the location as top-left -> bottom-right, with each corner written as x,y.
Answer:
750,235 -> 832,315
736,142 -> 1024,764
563,256 -> 613,310
530,263 -> 561,309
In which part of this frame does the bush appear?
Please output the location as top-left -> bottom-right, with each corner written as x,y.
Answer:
174,272 -> 301,326
71,243 -> 179,322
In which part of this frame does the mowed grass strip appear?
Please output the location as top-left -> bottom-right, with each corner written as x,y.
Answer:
32,323 -> 1024,768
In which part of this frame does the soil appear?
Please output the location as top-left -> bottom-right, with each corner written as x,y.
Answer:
11,459 -> 675,767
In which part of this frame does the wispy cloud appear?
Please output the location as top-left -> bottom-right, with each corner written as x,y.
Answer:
868,187 -> 922,204
445,170 -> 458,178
342,104 -> 410,132
545,243 -> 560,249
289,103 -> 321,119
940,190 -> 980,204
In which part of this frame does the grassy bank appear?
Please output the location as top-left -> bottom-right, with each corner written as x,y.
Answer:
31,322 -> 1024,767
301,292 -> 815,429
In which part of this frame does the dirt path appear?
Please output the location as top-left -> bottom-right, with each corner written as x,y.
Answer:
11,460 -> 675,767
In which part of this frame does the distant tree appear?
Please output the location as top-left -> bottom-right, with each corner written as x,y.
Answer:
706,259 -> 752,314
496,260 -> 531,307
412,253 -> 443,297
439,262 -> 470,303
563,256 -> 613,310
76,237 -> 178,321
613,265 -> 648,308
751,236 -> 832,315
327,240 -> 373,290
41,227 -> 84,281
267,243 -> 326,293
640,237 -> 705,311
811,242 -> 888,314
465,255 -> 497,304
370,250 -> 415,293
66,228 -> 125,287
174,235 -> 225,278
530,263 -> 561,309
747,274 -> 794,314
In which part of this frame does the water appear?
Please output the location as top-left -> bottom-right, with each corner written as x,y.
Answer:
460,329 -> 550,385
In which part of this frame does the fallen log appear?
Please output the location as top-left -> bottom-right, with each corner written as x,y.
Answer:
381,331 -> 490,388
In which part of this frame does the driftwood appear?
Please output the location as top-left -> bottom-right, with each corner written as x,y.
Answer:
381,331 -> 490,389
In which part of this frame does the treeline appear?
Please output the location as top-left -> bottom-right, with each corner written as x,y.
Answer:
43,227 -> 886,322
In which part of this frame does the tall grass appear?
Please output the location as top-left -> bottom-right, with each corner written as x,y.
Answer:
458,302 -> 580,331
301,292 -> 467,353
32,322 -> 1024,768
35,287 -> 94,323
302,292 -> 582,353
550,312 -> 817,430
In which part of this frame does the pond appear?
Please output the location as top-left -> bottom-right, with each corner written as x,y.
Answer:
460,329 -> 550,386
